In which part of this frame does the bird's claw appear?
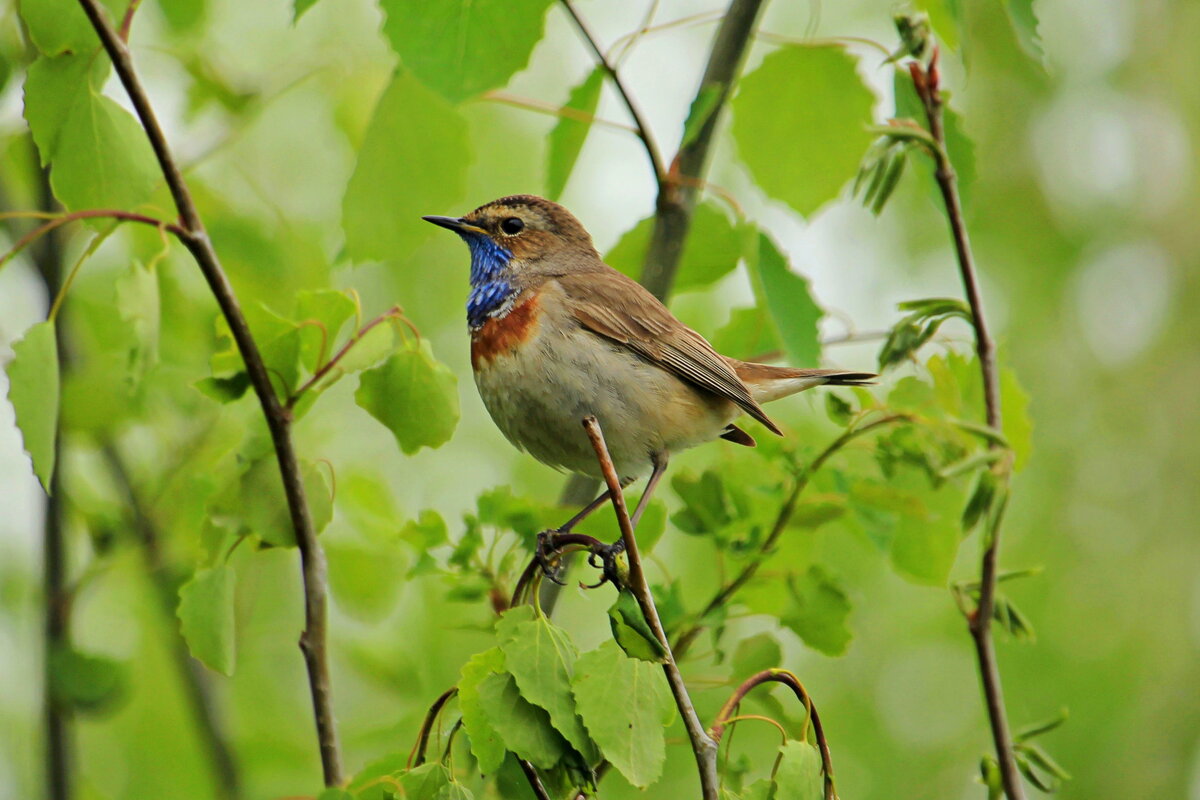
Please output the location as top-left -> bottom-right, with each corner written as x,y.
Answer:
586,539 -> 627,587
535,530 -> 568,585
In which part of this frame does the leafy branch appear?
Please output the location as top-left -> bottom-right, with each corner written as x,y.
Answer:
75,0 -> 343,784
674,412 -> 912,658
901,42 -> 1024,800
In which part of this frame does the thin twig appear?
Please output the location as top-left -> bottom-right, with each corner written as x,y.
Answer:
709,669 -> 837,800
581,417 -> 720,800
287,306 -> 401,407
480,91 -> 636,133
0,208 -> 180,271
909,49 -> 1023,800
674,413 -> 910,658
408,688 -> 457,768
75,0 -> 343,784
518,758 -> 553,800
101,444 -> 242,799
118,0 -> 142,41
559,0 -> 667,186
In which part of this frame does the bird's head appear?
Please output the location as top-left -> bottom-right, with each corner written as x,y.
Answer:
423,195 -> 597,279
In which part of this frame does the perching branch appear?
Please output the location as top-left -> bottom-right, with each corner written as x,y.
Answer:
581,417 -> 720,800
710,669 -> 837,800
908,49 -> 1024,800
75,0 -> 343,785
674,413 -> 911,659
559,0 -> 668,187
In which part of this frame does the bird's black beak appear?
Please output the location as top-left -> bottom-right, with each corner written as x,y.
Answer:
422,215 -> 487,235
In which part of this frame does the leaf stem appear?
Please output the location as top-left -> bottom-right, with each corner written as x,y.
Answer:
709,669 -> 837,800
581,417 -> 720,800
75,0 -> 343,784
408,687 -> 457,768
908,49 -> 1024,800
673,413 -> 910,658
559,0 -> 668,186
0,209 -> 180,272
287,306 -> 402,408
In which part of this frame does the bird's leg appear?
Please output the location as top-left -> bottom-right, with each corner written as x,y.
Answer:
556,489 -> 613,534
592,453 -> 670,583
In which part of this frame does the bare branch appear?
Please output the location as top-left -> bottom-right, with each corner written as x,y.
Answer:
75,0 -> 343,784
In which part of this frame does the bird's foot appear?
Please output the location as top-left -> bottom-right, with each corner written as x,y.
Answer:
586,538 -> 627,588
535,530 -> 568,585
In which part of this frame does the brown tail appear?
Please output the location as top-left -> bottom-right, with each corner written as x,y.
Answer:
730,361 -> 877,405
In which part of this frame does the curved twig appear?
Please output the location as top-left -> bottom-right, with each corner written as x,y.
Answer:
408,687 -> 458,768
709,669 -> 837,800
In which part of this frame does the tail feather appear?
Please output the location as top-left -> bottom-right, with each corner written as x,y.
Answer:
730,361 -> 877,405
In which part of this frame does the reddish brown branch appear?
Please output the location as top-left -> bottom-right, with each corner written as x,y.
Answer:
581,417 -> 720,800
408,687 -> 457,768
709,669 -> 837,800
75,0 -> 343,784
0,209 -> 181,271
909,48 -> 1023,800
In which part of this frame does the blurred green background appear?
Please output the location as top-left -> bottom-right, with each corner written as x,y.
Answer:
0,0 -> 1197,798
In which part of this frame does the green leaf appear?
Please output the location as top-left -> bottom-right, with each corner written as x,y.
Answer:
914,0 -> 963,51
1001,367 -> 1033,470
1005,0 -> 1044,64
316,789 -> 353,800
397,763 -> 453,799
177,565 -> 236,676
294,289 -> 356,372
825,392 -> 853,426
781,565 -> 852,656
347,752 -> 408,799
546,66 -> 604,200
712,306 -> 783,362
605,202 -> 742,291
476,671 -> 570,769
343,71 -> 469,262
18,0 -> 100,56
606,588 -> 667,663
333,321 -> 396,376
293,0 -> 321,22
458,648 -> 509,774
115,261 -> 160,386
193,373 -> 250,403
48,645 -> 128,715
752,232 -> 822,367
378,0 -> 555,103
773,740 -> 824,800
733,46 -> 875,217
326,539 -> 406,620
219,457 -> 333,547
24,54 -> 159,211
731,632 -> 782,677
401,509 -> 449,550
670,470 -> 732,535
889,467 -> 963,586
159,0 -> 207,32
355,338 -> 460,455
572,641 -> 674,788
680,85 -> 722,150
893,73 -> 977,199
496,606 -> 596,760
6,320 -> 59,492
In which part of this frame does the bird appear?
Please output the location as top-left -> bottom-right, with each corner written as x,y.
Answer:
423,195 -> 874,536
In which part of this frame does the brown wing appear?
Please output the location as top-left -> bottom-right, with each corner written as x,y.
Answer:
555,269 -> 783,435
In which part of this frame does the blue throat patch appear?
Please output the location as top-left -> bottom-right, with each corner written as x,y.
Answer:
462,233 -> 516,329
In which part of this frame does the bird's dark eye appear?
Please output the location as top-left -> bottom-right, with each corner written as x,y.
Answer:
500,217 -> 525,235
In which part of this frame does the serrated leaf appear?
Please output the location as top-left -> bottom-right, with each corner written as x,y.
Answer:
24,54 -> 159,211
378,0 -> 555,104
670,469 -> 732,535
546,66 -> 603,200
605,202 -> 743,291
572,641 -> 674,788
343,71 -> 469,262
47,645 -> 128,715
497,607 -> 596,760
177,565 -> 236,675
773,740 -> 824,800
7,320 -> 60,492
355,338 -> 459,455
607,588 -> 667,663
733,46 -> 875,217
889,467 -> 963,586
752,232 -> 822,367
458,648 -> 508,774
1005,0 -> 1044,64
476,671 -> 570,769
782,565 -> 852,656
219,457 -> 333,547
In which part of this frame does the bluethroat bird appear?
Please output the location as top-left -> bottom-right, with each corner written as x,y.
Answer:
424,195 -> 873,536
